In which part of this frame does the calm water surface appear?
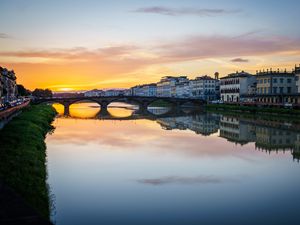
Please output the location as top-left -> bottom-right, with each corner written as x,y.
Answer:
46,103 -> 300,225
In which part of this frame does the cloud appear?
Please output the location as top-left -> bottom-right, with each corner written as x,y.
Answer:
132,6 -> 241,17
231,58 -> 249,63
0,45 -> 139,60
1,33 -> 300,82
2,34 -> 300,64
136,175 -> 239,185
156,34 -> 300,62
0,33 -> 11,39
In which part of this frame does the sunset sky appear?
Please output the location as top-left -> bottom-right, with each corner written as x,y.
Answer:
1,0 -> 300,91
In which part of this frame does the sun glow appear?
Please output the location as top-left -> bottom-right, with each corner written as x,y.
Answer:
57,87 -> 75,92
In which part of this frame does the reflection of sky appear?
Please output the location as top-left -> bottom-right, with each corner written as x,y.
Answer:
46,105 -> 300,225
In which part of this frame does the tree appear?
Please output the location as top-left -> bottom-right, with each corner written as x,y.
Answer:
17,84 -> 31,96
32,88 -> 53,98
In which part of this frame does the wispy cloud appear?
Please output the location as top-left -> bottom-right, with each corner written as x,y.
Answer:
1,33 -> 300,76
132,6 -> 241,17
156,34 -> 300,62
231,58 -> 249,63
136,175 -> 239,185
0,33 -> 11,39
0,45 -> 138,60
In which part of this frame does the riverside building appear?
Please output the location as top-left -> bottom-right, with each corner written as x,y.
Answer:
0,67 -> 18,105
157,76 -> 189,97
220,71 -> 256,103
190,75 -> 219,101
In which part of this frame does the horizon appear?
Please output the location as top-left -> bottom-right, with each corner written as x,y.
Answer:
1,0 -> 300,91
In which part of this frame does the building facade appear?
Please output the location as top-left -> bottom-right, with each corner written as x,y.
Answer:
255,69 -> 297,104
295,65 -> 300,93
0,67 -> 18,105
157,76 -> 189,97
84,89 -> 104,97
190,75 -> 219,101
175,81 -> 190,98
104,89 -> 124,96
131,84 -> 157,97
220,71 -> 256,103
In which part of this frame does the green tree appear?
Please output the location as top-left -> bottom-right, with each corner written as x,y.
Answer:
32,88 -> 53,98
17,84 -> 31,96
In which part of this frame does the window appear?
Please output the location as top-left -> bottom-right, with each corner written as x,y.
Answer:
280,78 -> 284,83
264,87 -> 267,94
273,87 -> 277,94
280,87 -> 284,94
287,87 -> 291,93
287,78 -> 292,83
264,79 -> 267,83
260,79 -> 263,84
273,78 -> 277,83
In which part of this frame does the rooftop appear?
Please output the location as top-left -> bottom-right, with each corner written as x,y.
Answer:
221,71 -> 253,79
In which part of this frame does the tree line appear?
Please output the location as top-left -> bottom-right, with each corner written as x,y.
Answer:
17,85 -> 53,98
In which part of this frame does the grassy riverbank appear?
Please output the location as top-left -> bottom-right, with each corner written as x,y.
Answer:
0,104 -> 57,219
206,104 -> 300,121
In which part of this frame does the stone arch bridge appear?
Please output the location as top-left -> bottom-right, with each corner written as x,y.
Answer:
34,96 -> 206,115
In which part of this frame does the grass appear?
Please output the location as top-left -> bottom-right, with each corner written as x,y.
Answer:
0,104 -> 57,219
206,104 -> 300,121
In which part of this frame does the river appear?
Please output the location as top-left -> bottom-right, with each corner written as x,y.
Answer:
45,102 -> 300,225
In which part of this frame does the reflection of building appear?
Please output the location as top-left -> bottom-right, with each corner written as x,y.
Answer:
157,113 -> 220,136
255,127 -> 296,151
190,75 -> 219,101
218,113 -> 300,161
220,71 -> 256,103
293,134 -> 300,161
189,114 -> 220,136
219,115 -> 255,145
0,67 -> 18,104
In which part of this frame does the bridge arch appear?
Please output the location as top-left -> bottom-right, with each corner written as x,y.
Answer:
66,98 -> 103,108
106,97 -> 142,108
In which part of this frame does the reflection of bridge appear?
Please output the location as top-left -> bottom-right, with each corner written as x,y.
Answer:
60,107 -> 204,121
34,96 -> 206,115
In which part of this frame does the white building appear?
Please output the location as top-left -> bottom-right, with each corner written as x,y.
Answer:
104,89 -> 124,96
131,84 -> 157,97
190,75 -> 219,101
157,76 -> 189,97
123,89 -> 132,96
220,71 -> 256,103
84,89 -> 104,97
141,84 -> 157,97
175,81 -> 190,98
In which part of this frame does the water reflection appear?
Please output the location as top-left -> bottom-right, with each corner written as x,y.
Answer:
47,103 -> 300,225
52,103 -> 300,162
